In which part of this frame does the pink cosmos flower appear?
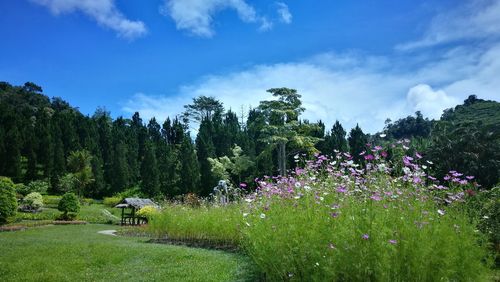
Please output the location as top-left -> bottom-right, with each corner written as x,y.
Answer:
389,239 -> 397,244
362,234 -> 369,240
380,151 -> 388,158
364,154 -> 374,161
336,186 -> 347,193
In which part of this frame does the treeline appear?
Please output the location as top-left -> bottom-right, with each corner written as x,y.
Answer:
0,82 -> 498,198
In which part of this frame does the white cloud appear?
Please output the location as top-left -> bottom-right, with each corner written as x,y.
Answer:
397,0 -> 500,50
276,2 -> 292,24
31,0 -> 147,40
123,40 -> 500,133
160,0 -> 289,37
406,84 -> 459,119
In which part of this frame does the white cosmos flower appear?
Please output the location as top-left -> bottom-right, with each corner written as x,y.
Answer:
260,213 -> 266,219
295,182 -> 301,188
304,185 -> 311,191
243,213 -> 249,217
245,198 -> 253,203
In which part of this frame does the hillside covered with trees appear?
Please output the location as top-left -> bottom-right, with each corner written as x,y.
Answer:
1,82 -> 498,199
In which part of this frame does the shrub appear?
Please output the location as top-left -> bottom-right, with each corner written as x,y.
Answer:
58,193 -> 80,220
103,197 -> 122,207
0,177 -> 18,224
21,192 -> 44,211
15,183 -> 28,197
43,195 -> 61,208
57,173 -> 78,194
26,180 -> 49,195
136,205 -> 159,220
15,181 -> 49,197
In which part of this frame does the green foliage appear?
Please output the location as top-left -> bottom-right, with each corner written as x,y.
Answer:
22,192 -> 44,211
67,150 -> 94,197
136,205 -> 160,219
140,141 -> 160,197
103,196 -> 122,207
16,180 -> 49,196
0,177 -> 17,224
428,98 -> 500,188
258,88 -> 320,176
43,195 -> 61,208
57,173 -> 78,194
348,124 -> 368,162
209,145 -> 254,186
58,192 -> 80,218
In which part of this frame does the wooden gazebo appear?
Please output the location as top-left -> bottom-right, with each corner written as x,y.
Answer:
115,198 -> 156,226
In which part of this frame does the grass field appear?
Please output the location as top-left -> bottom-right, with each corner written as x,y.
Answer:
0,224 -> 257,281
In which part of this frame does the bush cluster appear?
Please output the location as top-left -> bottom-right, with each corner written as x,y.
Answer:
0,177 -> 18,224
57,193 -> 80,220
21,192 -> 44,212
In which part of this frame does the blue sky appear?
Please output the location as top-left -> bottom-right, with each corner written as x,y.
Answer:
1,0 -> 499,132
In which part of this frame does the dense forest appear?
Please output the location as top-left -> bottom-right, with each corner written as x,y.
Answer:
0,82 -> 498,199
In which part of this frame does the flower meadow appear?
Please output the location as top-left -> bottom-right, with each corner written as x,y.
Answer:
148,141 -> 493,281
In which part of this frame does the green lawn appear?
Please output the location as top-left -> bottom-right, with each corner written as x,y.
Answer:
0,224 -> 257,281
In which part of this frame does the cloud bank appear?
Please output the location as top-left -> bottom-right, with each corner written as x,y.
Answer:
31,0 -> 147,39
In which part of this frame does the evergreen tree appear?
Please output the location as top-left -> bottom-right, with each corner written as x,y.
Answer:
179,137 -> 200,194
348,124 -> 368,163
196,118 -> 216,195
140,141 -> 160,197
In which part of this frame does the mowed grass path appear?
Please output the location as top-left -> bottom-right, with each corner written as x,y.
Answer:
0,225 -> 256,281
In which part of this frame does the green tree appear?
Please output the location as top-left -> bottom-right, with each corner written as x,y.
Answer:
196,118 -> 217,195
179,137 -> 200,195
67,150 -> 94,197
183,96 -> 224,124
348,124 -> 368,163
258,88 -> 319,176
58,192 -> 80,220
140,141 -> 160,197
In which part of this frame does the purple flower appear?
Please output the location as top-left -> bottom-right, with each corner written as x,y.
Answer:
388,239 -> 397,244
362,234 -> 369,240
336,186 -> 347,193
413,177 -> 422,184
364,154 -> 374,161
240,183 -> 247,188
370,195 -> 382,201
466,175 -> 475,180
330,212 -> 339,218
380,151 -> 388,158
415,152 -> 422,159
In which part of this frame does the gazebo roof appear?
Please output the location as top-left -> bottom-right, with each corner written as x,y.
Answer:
115,198 -> 157,209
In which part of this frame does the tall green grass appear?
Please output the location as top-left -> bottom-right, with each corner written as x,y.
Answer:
149,204 -> 242,246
